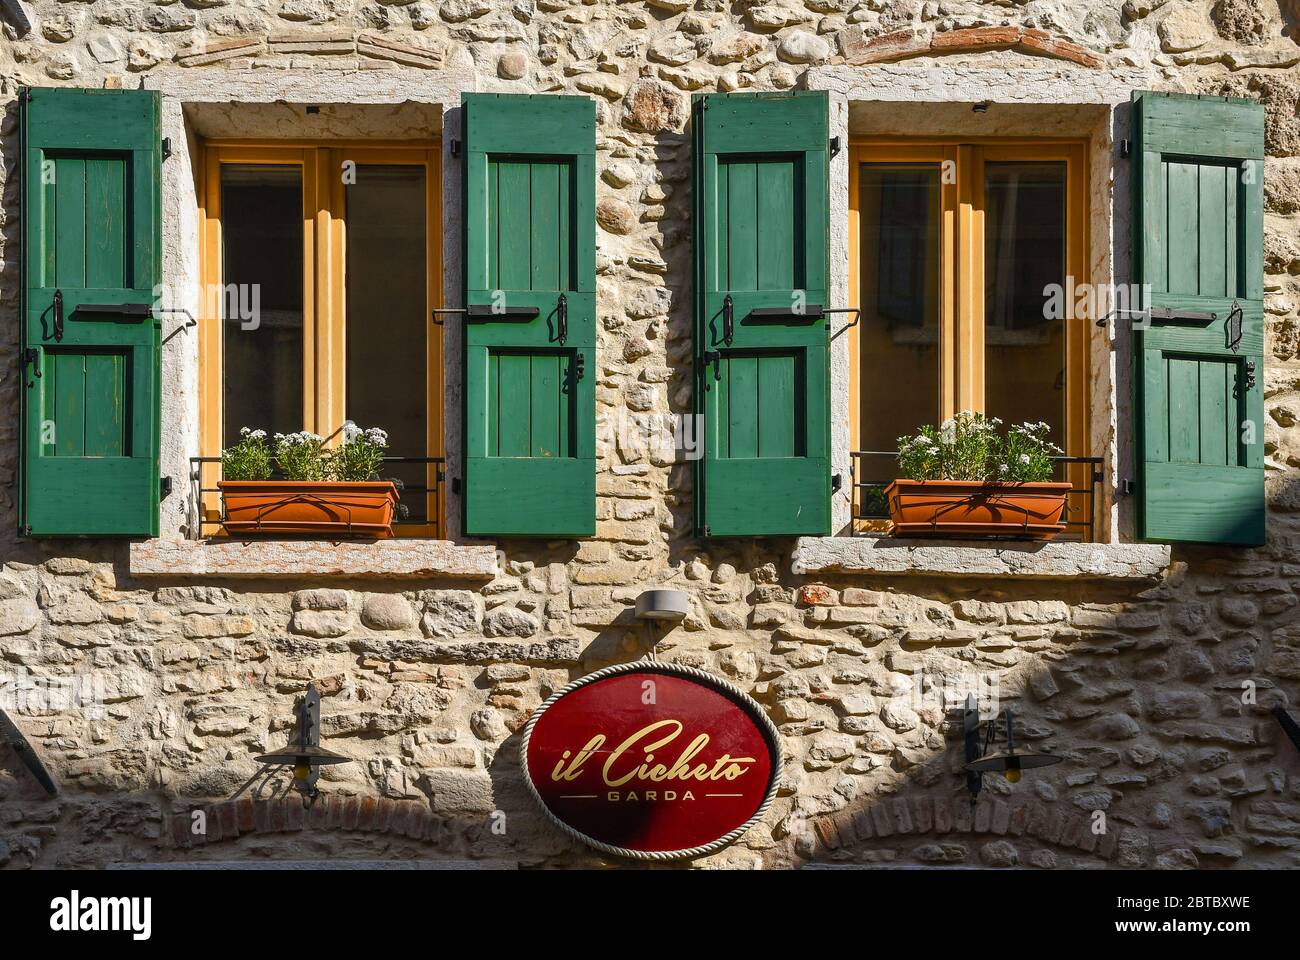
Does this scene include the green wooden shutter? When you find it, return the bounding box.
[1132,91,1265,546]
[20,87,162,537]
[462,94,595,537]
[692,92,831,537]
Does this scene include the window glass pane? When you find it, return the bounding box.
[984,161,1066,442]
[221,164,303,447]
[858,163,941,451]
[346,164,428,521]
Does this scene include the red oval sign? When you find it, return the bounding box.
[521,662,781,859]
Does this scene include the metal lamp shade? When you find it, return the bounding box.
[965,750,1062,774]
[254,743,351,768]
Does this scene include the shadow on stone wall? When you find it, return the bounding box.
[788,541,1300,871]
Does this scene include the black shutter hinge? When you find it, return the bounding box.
[160,476,173,500]
[22,347,41,387]
[450,139,460,158]
[831,473,842,492]
[161,137,172,161]
[830,136,841,158]
[702,350,721,387]
[1119,139,1130,159]
[1117,478,1135,497]
[573,351,585,380]
[452,477,462,495]
[702,525,711,537]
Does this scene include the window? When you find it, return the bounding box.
[848,141,1090,532]
[197,143,442,535]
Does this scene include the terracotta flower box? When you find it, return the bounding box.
[218,480,400,538]
[885,479,1072,540]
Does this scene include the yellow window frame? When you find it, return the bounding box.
[848,139,1091,531]
[197,140,444,536]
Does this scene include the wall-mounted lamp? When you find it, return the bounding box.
[635,589,689,659]
[253,685,350,802]
[635,589,690,622]
[963,697,1060,798]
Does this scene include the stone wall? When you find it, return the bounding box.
[0,0,1299,870]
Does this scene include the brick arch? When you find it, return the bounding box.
[170,795,451,849]
[812,794,1120,862]
[842,26,1103,69]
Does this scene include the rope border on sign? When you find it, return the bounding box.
[519,659,784,861]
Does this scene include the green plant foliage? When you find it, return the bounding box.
[994,421,1064,483]
[273,431,329,481]
[220,427,272,481]
[328,423,389,482]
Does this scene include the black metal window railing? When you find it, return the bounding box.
[849,452,1104,541]
[188,456,445,539]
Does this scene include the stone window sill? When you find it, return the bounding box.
[129,539,498,580]
[791,536,1171,581]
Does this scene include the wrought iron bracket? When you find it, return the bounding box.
[1274,707,1300,756]
[963,696,985,799]
[0,702,58,796]
[0,1,33,37]
[433,305,541,325]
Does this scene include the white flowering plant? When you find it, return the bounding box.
[897,411,999,481]
[994,421,1064,483]
[896,412,1062,483]
[224,424,391,482]
[273,431,329,481]
[220,427,272,481]
[328,422,390,482]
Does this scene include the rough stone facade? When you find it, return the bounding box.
[0,0,1299,870]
